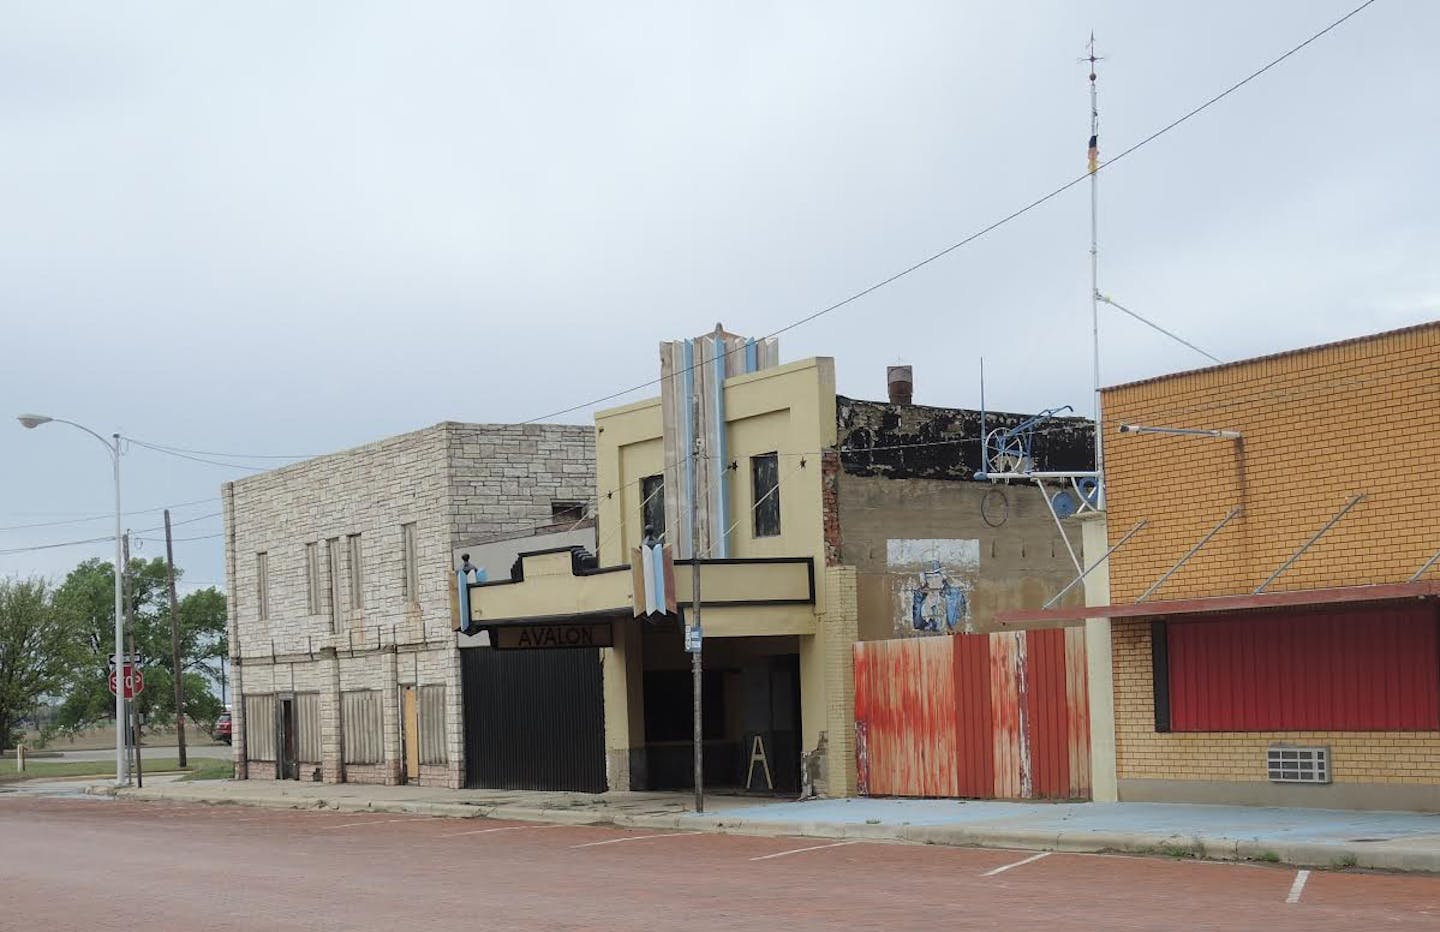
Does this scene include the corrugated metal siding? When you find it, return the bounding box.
[244,695,275,762]
[952,634,994,798]
[419,685,448,766]
[854,630,1090,800]
[295,693,321,763]
[342,690,384,764]
[461,647,606,792]
[1168,604,1440,732]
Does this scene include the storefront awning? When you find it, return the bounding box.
[996,580,1440,627]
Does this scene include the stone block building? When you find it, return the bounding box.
[223,421,593,787]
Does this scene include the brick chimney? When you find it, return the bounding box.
[886,365,913,405]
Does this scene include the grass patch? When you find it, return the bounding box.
[0,756,232,784]
[1254,851,1281,863]
[1333,854,1359,869]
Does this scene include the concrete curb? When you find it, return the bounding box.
[92,786,1440,874]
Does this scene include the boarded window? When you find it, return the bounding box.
[1163,604,1440,732]
[244,694,276,762]
[295,693,322,763]
[305,543,321,614]
[640,474,665,543]
[342,690,383,764]
[551,501,587,524]
[401,522,419,606]
[347,534,364,611]
[751,453,781,537]
[327,538,341,630]
[255,552,269,620]
[419,685,448,765]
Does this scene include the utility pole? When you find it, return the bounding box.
[122,532,142,787]
[688,391,705,814]
[164,510,187,768]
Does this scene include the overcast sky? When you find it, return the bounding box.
[2,0,1435,590]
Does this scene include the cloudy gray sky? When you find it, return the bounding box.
[2,0,1435,589]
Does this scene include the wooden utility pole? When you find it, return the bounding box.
[689,392,704,814]
[164,510,187,768]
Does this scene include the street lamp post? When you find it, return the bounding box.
[17,414,128,786]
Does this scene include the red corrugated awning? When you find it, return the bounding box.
[995,580,1440,626]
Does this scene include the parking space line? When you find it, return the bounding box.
[572,832,703,849]
[440,824,570,838]
[749,841,859,861]
[323,817,433,830]
[981,851,1052,877]
[1286,869,1310,904]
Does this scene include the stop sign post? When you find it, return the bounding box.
[108,663,144,700]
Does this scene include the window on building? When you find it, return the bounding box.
[305,542,321,614]
[640,474,665,542]
[347,534,364,611]
[751,453,781,537]
[401,522,419,606]
[551,501,587,524]
[327,537,342,630]
[1157,605,1440,733]
[255,552,269,620]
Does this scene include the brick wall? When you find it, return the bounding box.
[1103,322,1440,601]
[1101,322,1440,801]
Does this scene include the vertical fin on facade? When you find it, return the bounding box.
[660,326,779,558]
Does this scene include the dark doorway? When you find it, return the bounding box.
[461,646,606,792]
[277,697,298,781]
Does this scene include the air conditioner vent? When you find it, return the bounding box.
[1267,745,1330,784]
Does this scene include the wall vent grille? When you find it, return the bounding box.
[1267,745,1330,784]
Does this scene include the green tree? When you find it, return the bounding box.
[52,558,228,733]
[0,578,77,752]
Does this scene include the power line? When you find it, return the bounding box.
[124,438,317,460]
[0,535,114,556]
[517,0,1379,426]
[125,439,269,472]
[0,497,219,533]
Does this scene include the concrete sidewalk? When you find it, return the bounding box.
[92,779,1440,873]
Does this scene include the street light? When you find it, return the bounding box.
[17,414,128,786]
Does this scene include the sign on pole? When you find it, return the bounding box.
[107,663,144,700]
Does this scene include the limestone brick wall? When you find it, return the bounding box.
[225,421,594,789]
[819,565,859,796]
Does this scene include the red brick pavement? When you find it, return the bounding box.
[2,796,1437,930]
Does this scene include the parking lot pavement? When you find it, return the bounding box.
[2,795,1437,930]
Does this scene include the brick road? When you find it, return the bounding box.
[2,796,1437,930]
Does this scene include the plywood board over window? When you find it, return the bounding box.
[244,695,276,762]
[342,690,382,764]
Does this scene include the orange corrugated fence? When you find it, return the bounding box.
[854,628,1089,800]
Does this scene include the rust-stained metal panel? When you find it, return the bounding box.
[953,634,994,798]
[989,631,1023,799]
[854,629,1090,800]
[1064,625,1091,799]
[1025,629,1071,799]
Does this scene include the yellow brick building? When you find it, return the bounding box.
[1010,321,1440,809]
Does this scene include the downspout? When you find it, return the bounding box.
[711,331,730,558]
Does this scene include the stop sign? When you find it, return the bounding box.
[107,664,144,699]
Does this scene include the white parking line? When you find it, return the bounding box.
[1286,869,1310,904]
[323,817,433,830]
[571,832,703,849]
[439,824,570,838]
[749,841,859,861]
[981,851,1052,877]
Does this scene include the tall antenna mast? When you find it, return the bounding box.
[1085,33,1106,508]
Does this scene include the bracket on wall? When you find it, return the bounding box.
[1042,519,1148,609]
[1409,544,1440,583]
[1255,494,1366,593]
[1137,506,1243,603]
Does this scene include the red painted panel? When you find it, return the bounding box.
[1025,628,1072,799]
[953,634,994,798]
[1168,604,1440,732]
